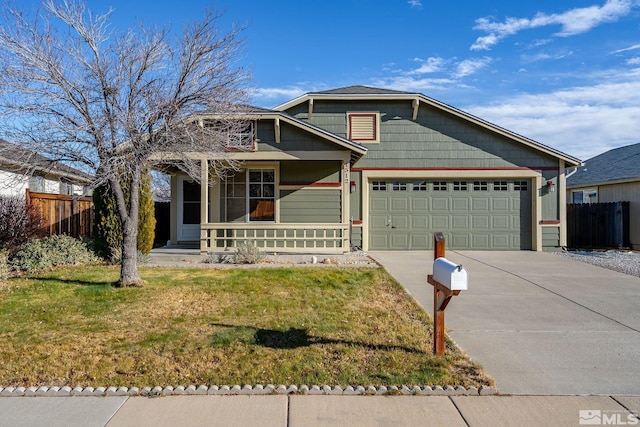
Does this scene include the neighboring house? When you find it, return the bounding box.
[0,139,93,197]
[567,142,640,250]
[163,85,581,253]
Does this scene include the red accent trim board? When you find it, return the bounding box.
[351,166,559,172]
[279,182,342,187]
[540,220,561,225]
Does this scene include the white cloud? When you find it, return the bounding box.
[454,58,492,78]
[612,44,640,54]
[410,57,446,74]
[465,75,640,159]
[252,86,307,101]
[627,57,640,65]
[471,0,635,51]
[371,76,458,93]
[408,0,422,8]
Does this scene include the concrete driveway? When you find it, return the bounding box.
[369,250,640,395]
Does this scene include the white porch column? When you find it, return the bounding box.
[558,160,568,247]
[532,175,543,251]
[200,158,209,254]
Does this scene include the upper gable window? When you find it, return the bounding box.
[227,121,256,150]
[347,112,379,143]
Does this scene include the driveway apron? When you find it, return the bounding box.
[369,250,640,395]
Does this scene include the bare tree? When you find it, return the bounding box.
[0,0,250,286]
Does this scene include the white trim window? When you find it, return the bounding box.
[347,112,380,143]
[227,121,256,150]
[222,168,276,222]
[248,169,275,222]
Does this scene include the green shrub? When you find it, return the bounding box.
[137,170,156,255]
[92,182,121,260]
[93,168,157,261]
[10,235,99,273]
[233,241,266,264]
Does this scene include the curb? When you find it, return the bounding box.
[0,385,498,397]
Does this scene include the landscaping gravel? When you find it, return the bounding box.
[555,250,640,278]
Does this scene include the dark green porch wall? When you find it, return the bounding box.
[349,170,362,221]
[542,227,561,251]
[288,100,558,169]
[280,160,341,184]
[542,171,559,220]
[279,189,341,223]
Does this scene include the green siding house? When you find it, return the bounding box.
[166,86,581,253]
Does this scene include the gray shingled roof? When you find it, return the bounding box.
[0,139,93,183]
[311,85,416,95]
[567,142,640,187]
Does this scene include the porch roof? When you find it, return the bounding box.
[195,108,368,165]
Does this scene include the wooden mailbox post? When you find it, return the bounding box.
[427,232,466,356]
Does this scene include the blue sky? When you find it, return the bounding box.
[9,0,640,160]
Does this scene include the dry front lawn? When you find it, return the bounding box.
[0,266,492,388]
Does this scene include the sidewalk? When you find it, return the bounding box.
[0,394,638,427]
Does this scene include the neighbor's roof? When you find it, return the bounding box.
[275,85,582,167]
[567,142,640,188]
[0,139,93,184]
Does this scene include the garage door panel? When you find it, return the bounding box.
[492,198,510,211]
[472,216,490,229]
[451,234,470,248]
[492,234,511,248]
[430,197,449,211]
[370,215,389,228]
[492,215,510,229]
[452,198,469,210]
[370,234,388,249]
[472,197,490,211]
[411,233,429,248]
[371,198,388,211]
[412,216,428,229]
[452,215,470,229]
[431,215,449,229]
[472,234,489,248]
[390,234,409,249]
[391,216,409,229]
[411,198,428,211]
[390,198,409,211]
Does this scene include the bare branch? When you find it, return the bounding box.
[0,0,251,285]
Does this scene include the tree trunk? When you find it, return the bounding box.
[112,170,144,287]
[118,217,142,286]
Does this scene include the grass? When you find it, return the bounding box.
[0,266,492,388]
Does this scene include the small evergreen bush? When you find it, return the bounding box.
[10,235,99,273]
[233,241,266,264]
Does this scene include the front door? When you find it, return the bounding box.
[178,178,200,241]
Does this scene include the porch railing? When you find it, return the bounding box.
[200,223,350,253]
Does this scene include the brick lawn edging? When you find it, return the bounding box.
[0,384,497,397]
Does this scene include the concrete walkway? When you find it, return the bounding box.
[369,250,640,395]
[0,394,638,426]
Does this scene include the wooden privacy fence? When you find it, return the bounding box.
[567,202,630,249]
[26,189,94,238]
